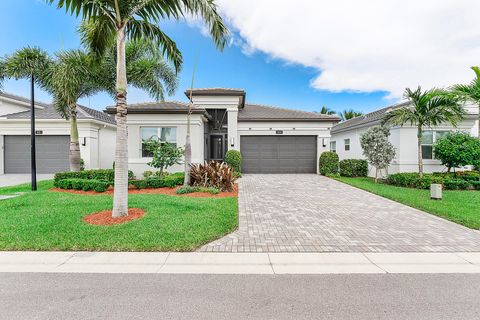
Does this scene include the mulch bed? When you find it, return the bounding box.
[83,208,145,226]
[50,184,238,198]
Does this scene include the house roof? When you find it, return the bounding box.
[238,103,341,122]
[331,101,410,133]
[5,103,116,125]
[184,87,246,97]
[0,92,50,108]
[104,101,209,116]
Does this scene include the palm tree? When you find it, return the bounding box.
[451,66,480,137]
[49,0,228,217]
[0,59,6,91]
[383,87,465,177]
[42,50,101,172]
[319,106,336,115]
[184,64,197,187]
[2,47,52,191]
[340,109,363,121]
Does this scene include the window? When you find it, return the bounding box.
[344,139,350,151]
[141,127,176,157]
[330,141,337,153]
[421,130,449,160]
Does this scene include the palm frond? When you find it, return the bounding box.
[78,18,116,57]
[2,47,52,83]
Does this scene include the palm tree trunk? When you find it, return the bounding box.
[112,26,129,218]
[69,108,81,172]
[183,105,192,187]
[417,126,424,178]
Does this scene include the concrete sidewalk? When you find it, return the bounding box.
[2,252,480,274]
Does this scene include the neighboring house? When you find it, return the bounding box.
[330,102,479,177]
[105,88,340,176]
[0,92,116,174]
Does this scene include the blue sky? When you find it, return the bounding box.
[1,0,460,114]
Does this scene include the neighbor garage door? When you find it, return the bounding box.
[241,136,317,173]
[4,135,70,173]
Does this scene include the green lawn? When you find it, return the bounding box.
[335,176,480,230]
[0,180,238,251]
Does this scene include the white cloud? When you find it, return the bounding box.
[216,0,480,99]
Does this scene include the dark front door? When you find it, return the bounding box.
[210,134,226,161]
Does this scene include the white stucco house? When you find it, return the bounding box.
[0,92,116,174]
[330,102,479,177]
[105,88,340,177]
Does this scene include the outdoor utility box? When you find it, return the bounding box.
[430,184,442,200]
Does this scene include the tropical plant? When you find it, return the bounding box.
[451,66,480,137]
[1,47,52,191]
[360,126,396,181]
[433,132,480,172]
[144,140,184,178]
[184,63,197,187]
[340,109,363,121]
[383,87,465,177]
[190,161,237,192]
[0,59,6,91]
[49,0,228,217]
[319,106,336,115]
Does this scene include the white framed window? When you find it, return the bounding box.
[344,138,350,151]
[421,130,449,160]
[330,141,337,153]
[140,127,177,157]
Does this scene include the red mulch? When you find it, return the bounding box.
[50,184,238,198]
[83,208,145,226]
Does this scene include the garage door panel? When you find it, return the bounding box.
[241,135,317,173]
[4,135,70,173]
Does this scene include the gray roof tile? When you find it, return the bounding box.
[238,103,340,122]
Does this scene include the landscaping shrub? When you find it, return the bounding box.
[129,172,184,189]
[319,151,339,175]
[190,161,237,192]
[54,169,133,186]
[176,186,220,195]
[444,179,471,190]
[224,150,242,173]
[143,170,153,179]
[56,179,110,193]
[471,181,480,191]
[339,159,368,177]
[433,132,480,171]
[386,173,444,189]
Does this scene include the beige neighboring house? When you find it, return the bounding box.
[105,88,340,177]
[330,102,480,177]
[0,92,116,174]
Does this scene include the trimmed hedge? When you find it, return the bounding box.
[54,169,134,186]
[129,172,185,189]
[176,186,220,195]
[339,159,368,177]
[56,179,110,193]
[319,151,339,175]
[225,150,242,173]
[386,172,480,190]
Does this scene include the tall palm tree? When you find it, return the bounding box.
[2,47,52,191]
[49,0,228,217]
[184,63,197,187]
[43,50,101,172]
[383,87,465,177]
[451,66,480,137]
[340,109,363,121]
[319,106,336,115]
[0,59,5,91]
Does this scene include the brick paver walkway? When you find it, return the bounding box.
[199,174,480,252]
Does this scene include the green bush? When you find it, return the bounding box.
[444,179,471,190]
[339,159,368,177]
[143,170,153,179]
[129,180,148,189]
[225,150,242,173]
[56,179,110,193]
[386,173,444,189]
[319,151,339,175]
[176,186,220,195]
[129,172,185,189]
[471,181,480,190]
[54,169,134,186]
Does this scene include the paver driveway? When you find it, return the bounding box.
[199,174,480,252]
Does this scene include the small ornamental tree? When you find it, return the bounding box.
[433,132,480,172]
[360,126,396,182]
[144,140,184,177]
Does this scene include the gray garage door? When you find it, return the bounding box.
[4,135,70,173]
[241,136,317,173]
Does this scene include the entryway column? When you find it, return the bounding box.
[227,109,239,150]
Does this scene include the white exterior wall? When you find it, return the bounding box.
[237,121,334,174]
[0,96,43,117]
[0,119,116,174]
[126,113,206,178]
[331,116,478,178]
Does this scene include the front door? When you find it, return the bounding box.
[210,134,226,161]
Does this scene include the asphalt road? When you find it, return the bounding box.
[1,273,479,320]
